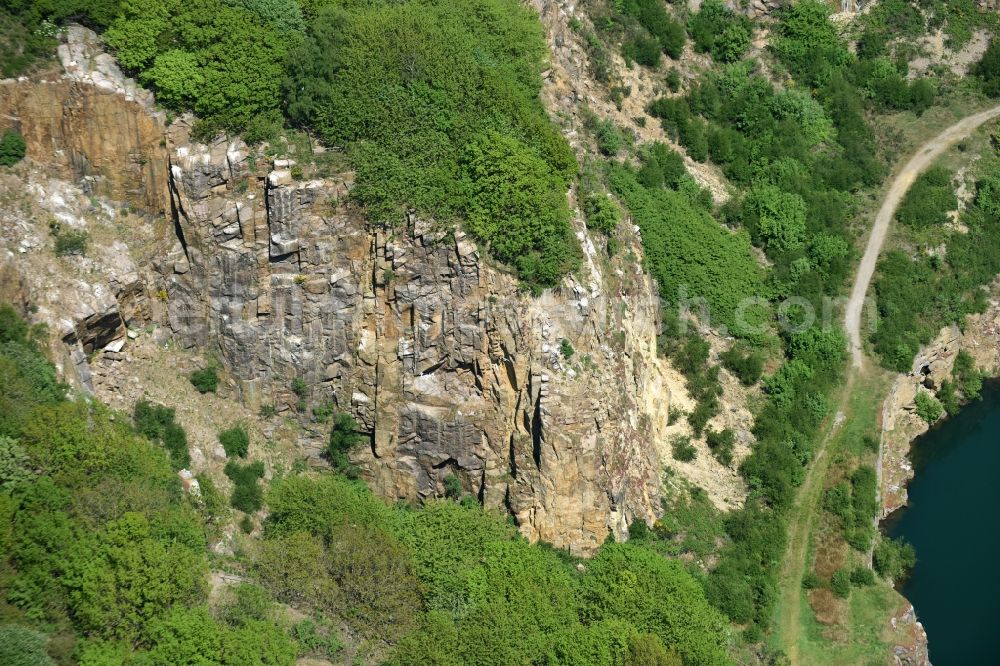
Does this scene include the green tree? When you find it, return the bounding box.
[830,568,850,598]
[874,536,916,580]
[253,531,336,607]
[744,184,807,253]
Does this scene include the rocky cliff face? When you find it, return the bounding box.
[0,26,698,553]
[159,119,675,552]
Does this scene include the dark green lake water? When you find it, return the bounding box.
[884,380,1000,665]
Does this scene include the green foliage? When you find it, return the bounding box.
[0,625,55,666]
[105,0,288,140]
[581,189,622,235]
[719,345,764,386]
[670,434,696,462]
[53,229,88,257]
[871,236,995,372]
[0,129,27,167]
[688,0,751,64]
[130,603,295,666]
[232,0,305,35]
[706,428,735,467]
[253,530,337,607]
[953,350,983,401]
[850,566,875,587]
[0,436,34,487]
[914,391,944,424]
[771,0,851,86]
[133,400,190,469]
[829,568,850,598]
[874,536,916,581]
[0,11,57,78]
[132,400,191,469]
[218,426,249,458]
[579,543,730,665]
[266,474,394,538]
[610,166,764,333]
[0,304,294,662]
[189,367,219,393]
[63,512,207,640]
[291,618,342,660]
[895,166,956,229]
[742,184,807,254]
[637,142,686,190]
[975,36,1000,97]
[443,474,462,500]
[282,0,577,290]
[463,132,579,288]
[224,460,265,513]
[560,338,575,359]
[290,377,308,399]
[624,34,662,68]
[801,571,821,590]
[327,412,362,475]
[326,523,421,639]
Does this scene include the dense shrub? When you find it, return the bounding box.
[609,166,764,333]
[283,0,577,290]
[133,399,190,469]
[850,566,875,587]
[579,543,730,665]
[830,568,850,598]
[688,0,751,63]
[218,426,249,458]
[874,536,917,580]
[975,36,1000,97]
[670,434,697,462]
[224,460,265,513]
[706,428,735,467]
[327,412,362,475]
[190,367,219,393]
[720,345,764,385]
[0,129,27,167]
[463,132,579,287]
[895,167,956,229]
[105,0,289,140]
[53,229,88,257]
[915,392,944,424]
[771,0,852,86]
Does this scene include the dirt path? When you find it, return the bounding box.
[845,104,1000,368]
[775,372,854,666]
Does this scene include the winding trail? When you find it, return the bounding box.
[779,104,1000,664]
[845,104,1000,368]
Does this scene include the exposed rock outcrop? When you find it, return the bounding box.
[0,26,169,214]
